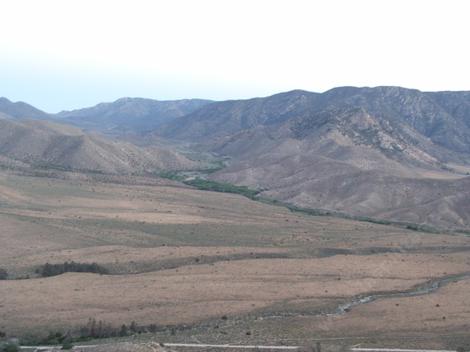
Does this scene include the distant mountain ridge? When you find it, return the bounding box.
[0,97,50,120]
[0,96,214,136]
[56,97,213,134]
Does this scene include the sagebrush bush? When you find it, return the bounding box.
[1,342,19,352]
[36,261,108,277]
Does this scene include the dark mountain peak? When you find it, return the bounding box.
[112,97,167,106]
[0,97,49,120]
[265,89,319,106]
[323,85,364,96]
[323,85,422,99]
[270,89,317,98]
[112,96,213,105]
[114,97,145,103]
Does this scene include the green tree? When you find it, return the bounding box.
[1,342,19,352]
[119,324,129,337]
[129,321,138,333]
[61,340,74,350]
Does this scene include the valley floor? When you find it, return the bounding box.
[1,170,470,350]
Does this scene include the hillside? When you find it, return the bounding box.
[57,97,213,135]
[159,87,470,229]
[160,87,470,157]
[0,117,198,174]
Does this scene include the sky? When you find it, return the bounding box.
[1,0,470,112]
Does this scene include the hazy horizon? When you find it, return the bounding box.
[5,84,470,115]
[2,0,470,112]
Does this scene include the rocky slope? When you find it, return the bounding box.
[159,87,470,229]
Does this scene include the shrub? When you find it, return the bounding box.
[158,171,184,181]
[1,342,19,352]
[78,318,118,339]
[184,178,260,199]
[0,269,8,280]
[42,331,66,345]
[129,321,138,333]
[119,324,129,337]
[61,341,74,350]
[36,261,108,277]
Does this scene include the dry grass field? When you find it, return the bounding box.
[1,170,470,349]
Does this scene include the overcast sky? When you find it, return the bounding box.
[1,0,470,112]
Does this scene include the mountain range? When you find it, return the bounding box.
[57,97,212,134]
[1,86,470,229]
[157,87,470,229]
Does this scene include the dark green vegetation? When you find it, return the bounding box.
[185,178,260,199]
[79,318,148,339]
[157,170,185,181]
[17,319,159,346]
[35,262,109,277]
[161,169,442,234]
[158,169,261,199]
[160,168,444,234]
[0,268,7,280]
[61,341,74,350]
[284,203,441,233]
[0,342,19,352]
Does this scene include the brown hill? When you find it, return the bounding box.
[0,117,198,174]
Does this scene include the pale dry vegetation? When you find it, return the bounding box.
[0,170,470,348]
